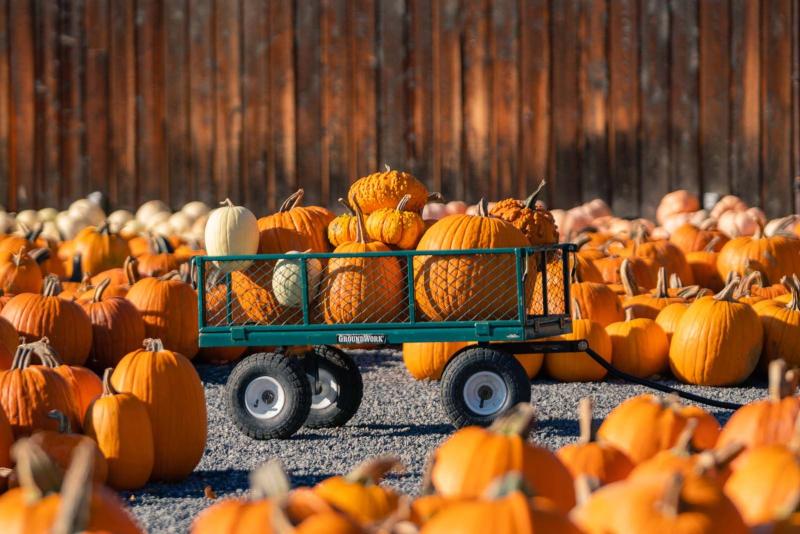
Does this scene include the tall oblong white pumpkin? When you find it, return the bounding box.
[205,198,259,272]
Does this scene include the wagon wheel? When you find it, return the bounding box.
[226,352,311,440]
[303,345,363,428]
[440,346,531,428]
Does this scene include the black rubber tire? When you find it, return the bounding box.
[440,346,531,428]
[225,352,311,440]
[303,345,363,428]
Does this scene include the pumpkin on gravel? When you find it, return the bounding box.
[605,308,669,379]
[556,398,634,485]
[111,338,206,482]
[84,369,154,490]
[402,341,470,380]
[755,282,800,369]
[427,403,576,513]
[72,222,129,278]
[488,179,559,245]
[413,199,532,322]
[321,203,404,324]
[347,166,431,214]
[0,275,93,366]
[365,194,425,249]
[545,300,612,381]
[126,271,198,359]
[669,279,763,386]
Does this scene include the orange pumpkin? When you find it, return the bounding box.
[686,237,725,292]
[669,280,763,385]
[570,277,624,327]
[414,199,532,321]
[365,194,425,249]
[489,180,559,245]
[605,308,669,378]
[654,302,689,343]
[669,220,728,253]
[136,236,180,278]
[717,225,800,284]
[327,198,361,248]
[556,398,634,485]
[428,403,576,513]
[0,275,93,365]
[0,315,17,370]
[0,343,80,437]
[402,341,470,380]
[258,189,334,254]
[756,283,800,369]
[321,203,404,324]
[625,230,694,284]
[111,338,206,481]
[125,272,198,359]
[622,264,685,319]
[545,300,612,381]
[594,253,658,290]
[73,223,129,278]
[89,255,140,299]
[81,278,146,373]
[0,404,11,471]
[29,409,108,483]
[0,248,43,295]
[84,369,154,490]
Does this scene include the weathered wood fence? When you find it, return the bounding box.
[0,0,798,218]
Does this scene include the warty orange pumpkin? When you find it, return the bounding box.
[125,271,198,359]
[669,280,763,385]
[365,194,425,249]
[427,403,576,513]
[0,275,93,365]
[83,368,154,490]
[489,179,559,246]
[556,398,634,485]
[321,203,404,324]
[413,199,532,322]
[347,166,431,214]
[327,198,361,248]
[111,338,206,481]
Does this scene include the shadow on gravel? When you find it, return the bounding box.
[536,418,604,438]
[131,469,251,500]
[196,364,234,385]
[349,422,453,437]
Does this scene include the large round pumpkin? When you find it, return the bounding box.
[686,238,725,292]
[73,222,129,278]
[258,189,333,254]
[570,278,624,327]
[125,272,198,359]
[428,403,576,513]
[111,338,206,481]
[756,283,800,368]
[321,203,404,324]
[413,200,532,321]
[605,308,669,379]
[0,276,93,365]
[717,225,800,283]
[84,369,154,490]
[0,343,80,437]
[402,341,470,380]
[669,280,763,385]
[347,167,430,214]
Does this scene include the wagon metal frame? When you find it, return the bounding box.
[193,242,740,440]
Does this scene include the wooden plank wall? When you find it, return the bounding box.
[0,0,798,219]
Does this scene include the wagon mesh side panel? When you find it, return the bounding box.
[527,249,568,317]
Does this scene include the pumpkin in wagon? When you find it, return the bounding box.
[365,194,426,249]
[327,198,361,248]
[321,203,404,324]
[347,166,431,214]
[258,189,334,254]
[204,198,260,272]
[414,199,532,322]
[489,179,559,246]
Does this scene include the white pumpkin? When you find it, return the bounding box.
[168,211,193,234]
[144,211,171,231]
[150,220,174,237]
[136,199,170,223]
[422,202,447,220]
[56,211,84,240]
[192,213,209,236]
[717,207,766,237]
[272,251,322,308]
[15,209,39,228]
[69,199,105,226]
[37,207,58,223]
[205,198,259,272]
[120,219,146,238]
[181,201,210,221]
[107,209,134,231]
[40,220,61,242]
[0,212,16,234]
[765,215,800,237]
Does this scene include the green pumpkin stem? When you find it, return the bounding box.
[523,179,547,209]
[769,359,789,401]
[396,194,412,212]
[47,410,72,435]
[143,338,166,352]
[51,440,97,534]
[101,368,117,396]
[11,438,63,502]
[714,280,741,302]
[489,403,536,437]
[346,455,403,485]
[659,473,685,518]
[578,397,594,444]
[482,472,534,500]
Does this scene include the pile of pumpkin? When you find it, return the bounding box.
[13,360,796,533]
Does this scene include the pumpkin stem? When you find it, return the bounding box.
[250,459,291,500]
[396,194,412,212]
[158,270,182,281]
[695,442,744,476]
[220,198,234,208]
[101,368,117,396]
[476,198,490,218]
[577,397,594,444]
[703,236,721,252]
[51,439,97,534]
[574,475,601,506]
[769,359,789,401]
[384,163,391,172]
[47,410,72,434]
[787,282,800,312]
[352,201,368,244]
[623,306,635,322]
[573,234,592,250]
[28,247,51,265]
[92,277,111,302]
[754,220,764,239]
[668,273,682,290]
[659,473,685,518]
[11,438,63,502]
[676,285,702,300]
[124,256,140,285]
[279,189,305,213]
[346,455,403,485]
[98,221,111,235]
[713,280,740,302]
[488,402,536,437]
[337,198,354,215]
[654,267,670,298]
[143,338,166,352]
[620,259,639,297]
[523,179,547,209]
[43,274,62,296]
[482,472,534,500]
[670,418,698,456]
[572,298,584,321]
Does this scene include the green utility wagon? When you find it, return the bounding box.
[194,243,583,439]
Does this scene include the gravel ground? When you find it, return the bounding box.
[128,349,768,532]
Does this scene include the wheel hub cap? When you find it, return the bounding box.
[463,371,508,416]
[308,368,339,410]
[244,376,286,419]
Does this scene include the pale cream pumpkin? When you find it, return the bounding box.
[204,198,259,272]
